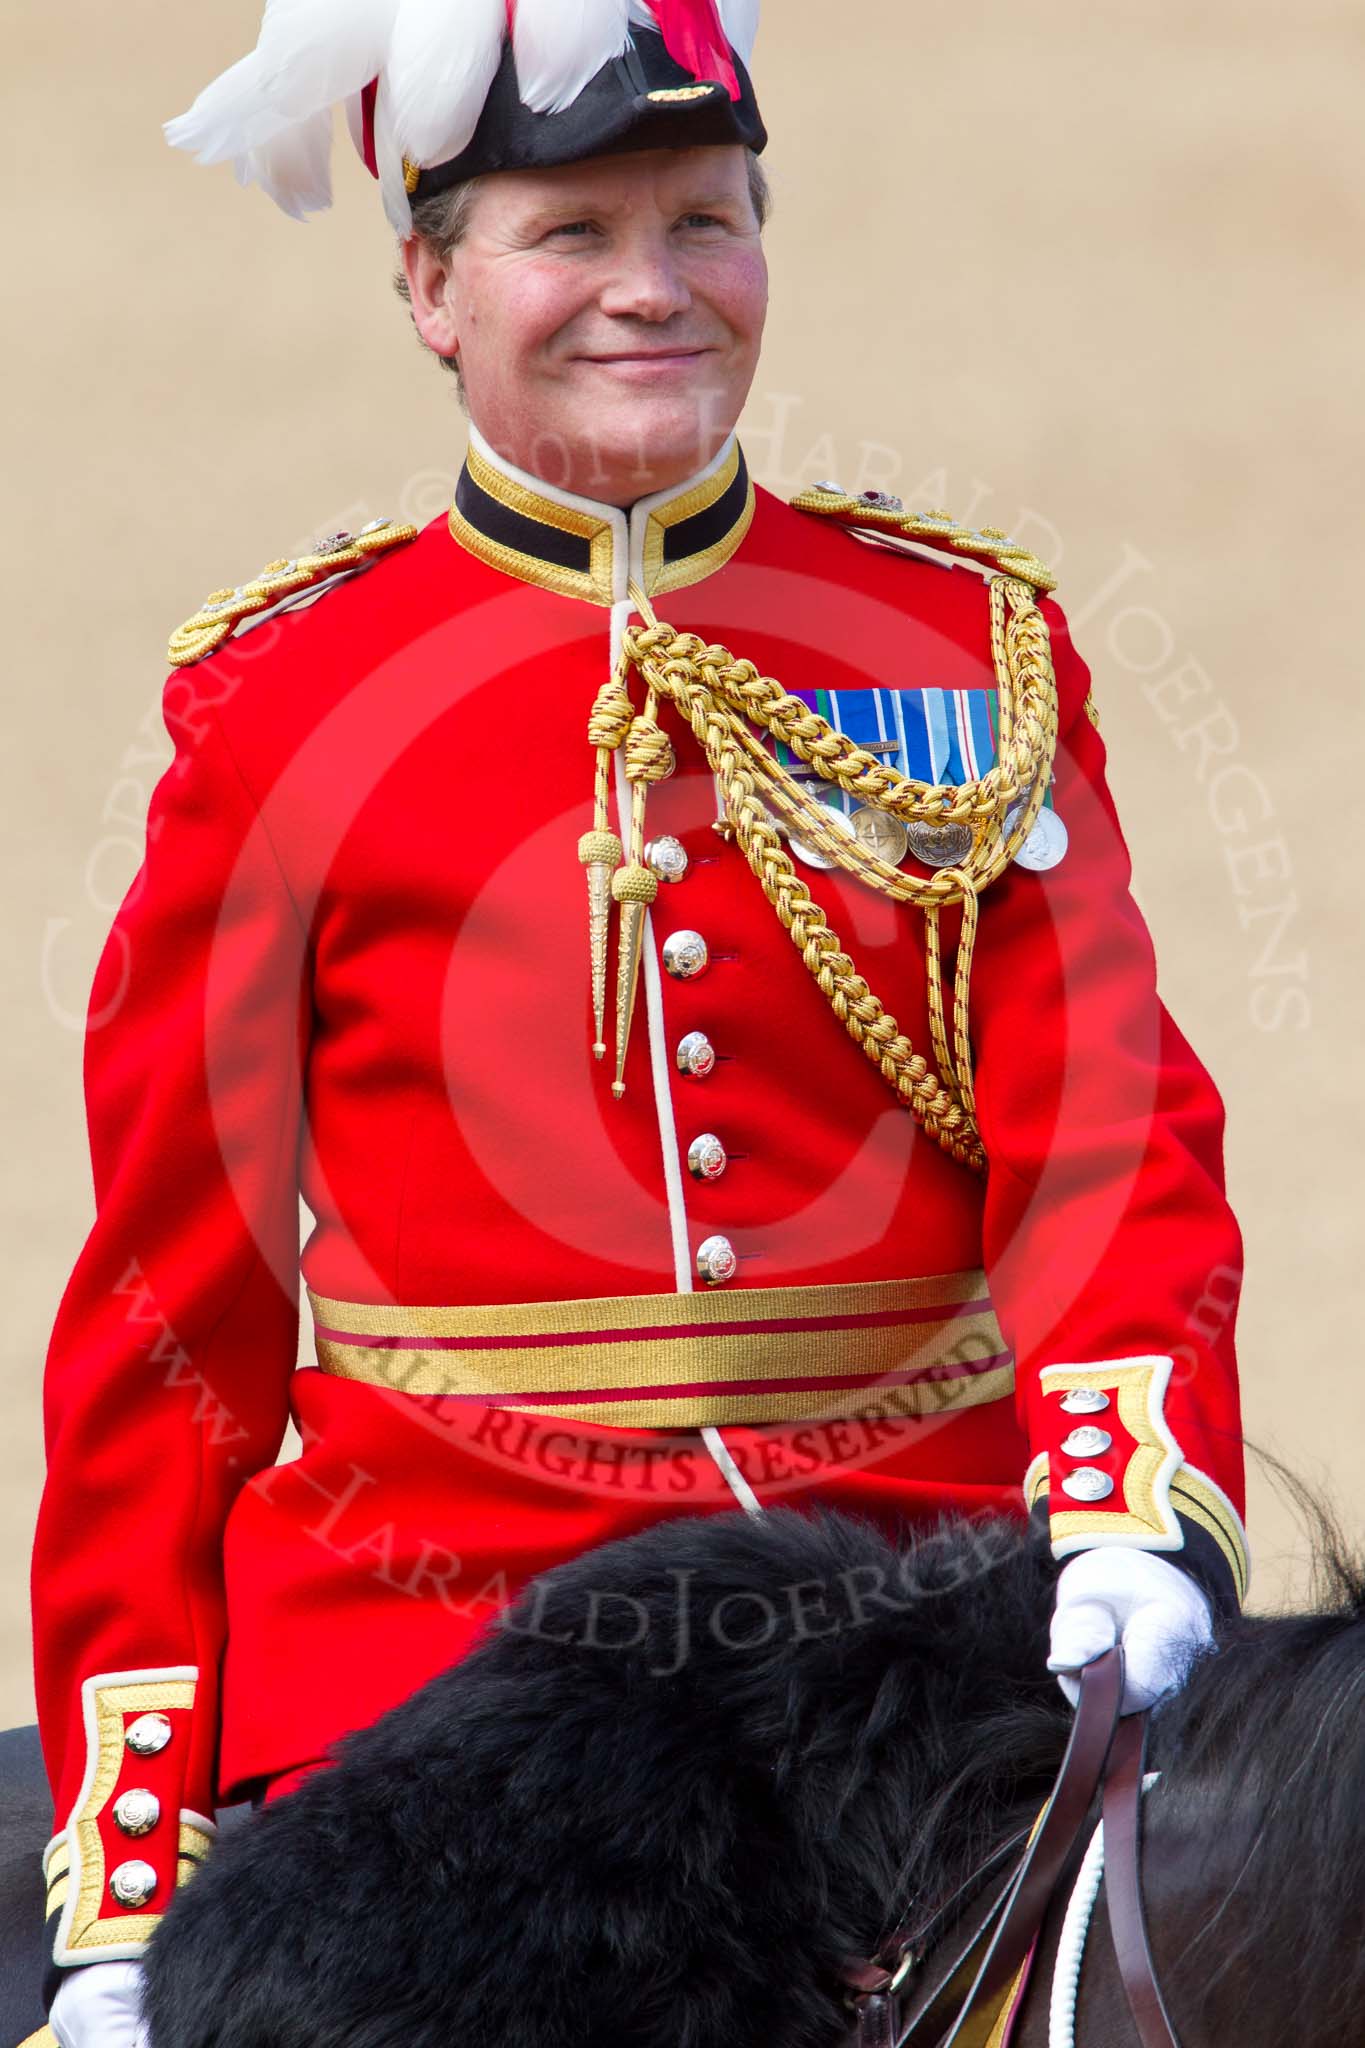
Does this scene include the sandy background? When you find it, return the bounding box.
[4,1,1362,1730]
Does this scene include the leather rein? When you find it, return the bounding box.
[838,1648,1181,2048]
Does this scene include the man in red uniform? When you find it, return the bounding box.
[31,4,1247,2043]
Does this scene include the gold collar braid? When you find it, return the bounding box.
[579,574,1060,1176]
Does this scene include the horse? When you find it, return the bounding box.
[5,1492,1362,2048]
[117,1493,1364,2048]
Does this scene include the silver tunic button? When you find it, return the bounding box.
[645,836,689,884]
[675,1031,717,1079]
[124,1712,173,1757]
[1059,1388,1110,1415]
[696,1235,739,1285]
[662,930,709,980]
[686,1133,728,1182]
[1060,1467,1115,1503]
[108,1859,159,1909]
[113,1788,161,1837]
[1060,1426,1113,1460]
[812,479,844,495]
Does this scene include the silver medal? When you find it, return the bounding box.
[906,818,974,868]
[850,805,910,866]
[785,805,857,870]
[1003,801,1068,872]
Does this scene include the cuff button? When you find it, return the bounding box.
[108,1859,158,1909]
[1060,1425,1113,1459]
[1059,1388,1110,1415]
[124,1711,173,1756]
[113,1788,162,1836]
[1060,1466,1115,1503]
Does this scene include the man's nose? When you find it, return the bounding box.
[597,236,693,322]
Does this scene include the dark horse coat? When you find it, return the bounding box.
[141,1507,1073,2048]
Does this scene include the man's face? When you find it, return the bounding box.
[404,144,768,504]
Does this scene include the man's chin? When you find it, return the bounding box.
[558,387,737,490]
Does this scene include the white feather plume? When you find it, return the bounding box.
[163,0,399,218]
[233,108,337,219]
[370,74,415,237]
[513,0,632,115]
[716,0,760,65]
[385,0,507,168]
[164,0,764,225]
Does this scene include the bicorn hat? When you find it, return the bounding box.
[164,0,765,236]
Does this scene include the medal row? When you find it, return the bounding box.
[751,682,1068,875]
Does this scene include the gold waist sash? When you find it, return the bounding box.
[307,1271,1015,1430]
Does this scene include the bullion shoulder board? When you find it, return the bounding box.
[789,483,1056,594]
[166,516,420,668]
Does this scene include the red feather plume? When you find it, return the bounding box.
[650,0,740,99]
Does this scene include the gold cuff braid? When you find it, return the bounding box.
[590,574,1059,1176]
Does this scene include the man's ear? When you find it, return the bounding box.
[401,236,461,360]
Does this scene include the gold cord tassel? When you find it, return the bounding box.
[580,677,634,1058]
[610,862,658,1096]
[610,692,676,1096]
[579,826,620,1059]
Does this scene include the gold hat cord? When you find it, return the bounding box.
[582,572,1059,1176]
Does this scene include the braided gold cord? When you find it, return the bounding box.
[604,573,1061,1172]
[788,486,1057,593]
[605,684,677,1094]
[922,877,982,1130]
[166,519,419,667]
[624,585,1054,862]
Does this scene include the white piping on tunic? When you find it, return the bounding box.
[610,730,692,1293]
[607,589,761,1516]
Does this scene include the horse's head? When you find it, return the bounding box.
[1126,1540,1365,2045]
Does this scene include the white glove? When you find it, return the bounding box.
[49,1959,150,2048]
[1047,1545,1214,1714]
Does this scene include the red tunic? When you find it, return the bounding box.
[30,433,1247,1982]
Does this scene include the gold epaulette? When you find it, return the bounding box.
[167,517,420,668]
[788,484,1056,594]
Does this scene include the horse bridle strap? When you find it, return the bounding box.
[844,1648,1125,2046]
[1102,1713,1180,2048]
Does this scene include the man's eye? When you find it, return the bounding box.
[546,220,596,239]
[679,212,725,229]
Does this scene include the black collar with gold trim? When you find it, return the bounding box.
[447,429,754,606]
